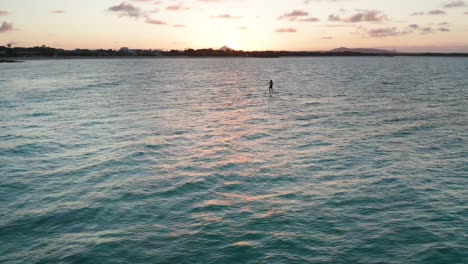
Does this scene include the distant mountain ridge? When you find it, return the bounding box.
[330,47,396,54]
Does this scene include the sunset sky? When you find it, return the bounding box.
[0,0,467,52]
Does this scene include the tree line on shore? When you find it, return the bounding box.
[1,45,467,58]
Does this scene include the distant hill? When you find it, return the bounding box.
[330,47,396,54]
[219,46,234,51]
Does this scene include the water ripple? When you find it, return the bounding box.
[1,57,467,263]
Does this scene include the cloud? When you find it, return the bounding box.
[145,18,187,28]
[275,28,296,33]
[108,2,185,29]
[411,10,446,16]
[298,17,320,22]
[0,10,9,16]
[211,14,242,19]
[278,10,319,22]
[406,24,451,34]
[362,22,452,38]
[408,24,451,34]
[324,24,354,28]
[328,14,341,21]
[108,2,144,18]
[367,27,406,37]
[145,18,166,25]
[0,21,13,33]
[428,10,446,15]
[344,10,388,23]
[420,27,434,34]
[50,10,65,14]
[278,10,309,21]
[443,1,466,8]
[166,5,190,11]
[321,36,334,39]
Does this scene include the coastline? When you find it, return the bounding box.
[0,59,23,63]
[2,53,468,62]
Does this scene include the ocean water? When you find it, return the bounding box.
[0,57,467,263]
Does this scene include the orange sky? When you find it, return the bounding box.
[1,0,467,52]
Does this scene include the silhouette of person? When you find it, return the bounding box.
[269,80,274,94]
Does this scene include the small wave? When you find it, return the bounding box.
[219,191,297,203]
[387,123,437,137]
[255,209,286,219]
[382,81,400,85]
[24,112,54,118]
[231,241,256,247]
[159,178,210,197]
[1,142,67,157]
[242,133,270,141]
[0,100,16,109]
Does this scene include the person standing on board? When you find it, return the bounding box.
[269,80,274,94]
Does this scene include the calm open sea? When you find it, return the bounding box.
[0,57,467,263]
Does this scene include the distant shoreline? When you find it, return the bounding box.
[2,53,468,61]
[0,59,24,63]
[3,45,468,60]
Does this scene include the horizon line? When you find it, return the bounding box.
[4,45,468,54]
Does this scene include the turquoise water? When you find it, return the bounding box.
[0,57,467,263]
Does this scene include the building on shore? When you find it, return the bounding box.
[119,47,137,56]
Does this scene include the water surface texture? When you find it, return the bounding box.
[1,57,467,263]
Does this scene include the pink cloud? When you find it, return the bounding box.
[278,10,319,22]
[108,2,144,18]
[345,10,388,23]
[275,28,296,33]
[166,5,190,11]
[367,27,405,37]
[145,18,166,25]
[298,17,320,22]
[50,10,65,14]
[443,1,466,8]
[278,10,309,21]
[0,21,13,33]
[211,14,242,19]
[328,14,341,21]
[428,10,446,15]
